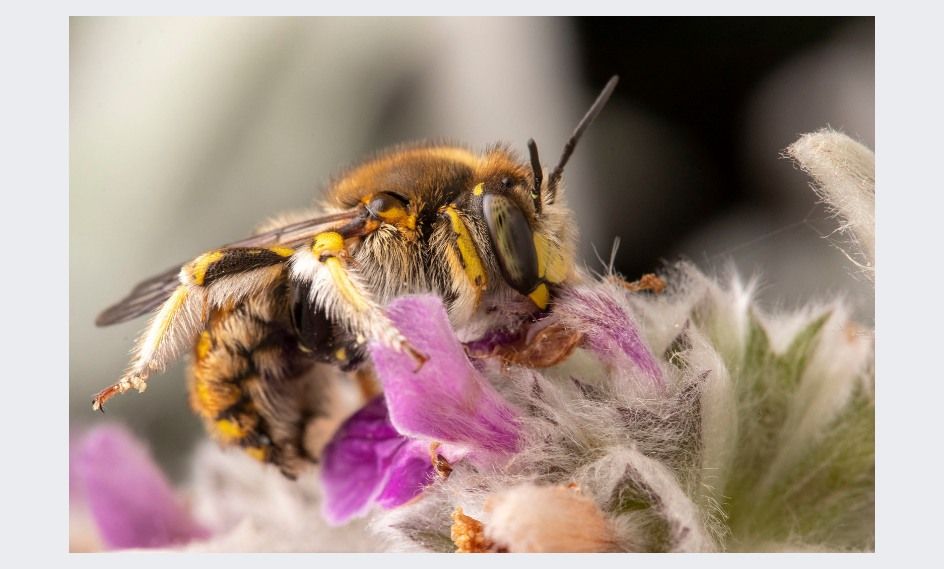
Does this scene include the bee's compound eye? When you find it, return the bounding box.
[482,193,541,295]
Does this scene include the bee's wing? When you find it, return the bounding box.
[221,210,359,249]
[95,265,183,326]
[95,210,360,327]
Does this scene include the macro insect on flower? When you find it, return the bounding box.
[93,77,621,479]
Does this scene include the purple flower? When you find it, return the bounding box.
[71,425,210,549]
[374,295,521,456]
[321,396,434,525]
[557,286,664,387]
[321,295,522,524]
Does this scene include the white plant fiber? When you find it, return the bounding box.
[787,128,875,274]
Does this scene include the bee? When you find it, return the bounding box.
[94,76,620,477]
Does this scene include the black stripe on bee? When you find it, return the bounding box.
[190,247,293,287]
[290,280,365,369]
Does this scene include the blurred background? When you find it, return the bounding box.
[70,17,874,479]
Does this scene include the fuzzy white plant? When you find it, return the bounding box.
[375,129,875,552]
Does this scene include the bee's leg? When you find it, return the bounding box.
[290,227,427,366]
[436,204,490,321]
[290,278,366,369]
[93,247,296,410]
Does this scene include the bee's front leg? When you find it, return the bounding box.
[290,221,427,369]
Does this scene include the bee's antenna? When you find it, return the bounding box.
[547,75,619,204]
[527,138,543,214]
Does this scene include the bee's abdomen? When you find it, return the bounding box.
[188,285,318,477]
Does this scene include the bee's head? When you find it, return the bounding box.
[455,76,620,312]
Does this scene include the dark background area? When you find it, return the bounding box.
[576,16,870,277]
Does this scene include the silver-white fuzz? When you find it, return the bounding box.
[787,128,875,275]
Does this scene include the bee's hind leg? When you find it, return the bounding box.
[93,284,197,411]
[93,247,296,411]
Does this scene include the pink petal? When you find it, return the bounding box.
[72,425,209,549]
[371,295,521,456]
[557,287,664,386]
[321,396,433,524]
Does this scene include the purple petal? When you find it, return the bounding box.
[321,396,434,524]
[371,295,521,456]
[375,439,435,509]
[558,287,664,386]
[72,425,210,549]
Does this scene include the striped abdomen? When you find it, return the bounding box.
[188,279,318,477]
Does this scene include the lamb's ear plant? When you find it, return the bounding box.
[371,130,874,553]
[787,129,875,279]
[71,130,875,553]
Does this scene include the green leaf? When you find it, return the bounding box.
[610,476,674,552]
[723,311,834,540]
[778,312,831,389]
[729,387,874,550]
[395,524,456,552]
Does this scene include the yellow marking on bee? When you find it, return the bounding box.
[335,347,348,361]
[533,232,568,284]
[545,253,569,284]
[312,232,345,258]
[189,250,225,286]
[529,282,550,310]
[534,233,548,279]
[269,246,295,257]
[472,182,484,196]
[195,331,212,360]
[377,209,401,223]
[363,197,417,233]
[376,204,407,224]
[403,213,417,232]
[443,206,487,290]
[325,257,370,312]
[245,446,268,462]
[443,246,468,291]
[193,379,241,416]
[214,418,250,442]
[311,230,373,313]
